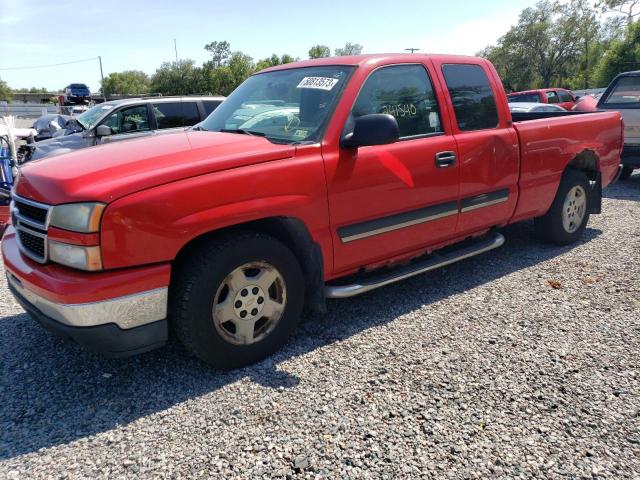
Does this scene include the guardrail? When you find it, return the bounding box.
[0,104,58,118]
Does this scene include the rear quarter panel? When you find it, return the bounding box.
[511,111,623,223]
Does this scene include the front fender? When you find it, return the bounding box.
[100,154,331,271]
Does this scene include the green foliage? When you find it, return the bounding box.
[0,78,11,102]
[593,19,640,85]
[101,70,150,96]
[150,59,207,95]
[480,0,626,90]
[596,0,640,21]
[308,45,331,59]
[204,41,231,69]
[13,87,49,94]
[255,53,296,71]
[334,42,363,56]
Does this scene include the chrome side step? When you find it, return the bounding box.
[325,232,505,299]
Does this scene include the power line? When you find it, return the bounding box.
[0,57,99,71]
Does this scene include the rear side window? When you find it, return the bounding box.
[153,102,182,128]
[546,91,560,104]
[203,100,223,116]
[352,64,443,138]
[508,93,540,103]
[182,102,200,126]
[442,64,499,131]
[153,102,200,128]
[603,76,640,106]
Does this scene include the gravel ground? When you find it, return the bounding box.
[1,176,639,479]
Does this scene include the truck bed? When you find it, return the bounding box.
[509,110,623,223]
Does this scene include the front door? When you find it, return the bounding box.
[97,104,153,144]
[324,63,460,274]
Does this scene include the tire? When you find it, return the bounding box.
[171,232,305,369]
[534,169,591,246]
[619,166,634,180]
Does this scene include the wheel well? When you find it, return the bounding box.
[173,217,326,314]
[567,150,599,181]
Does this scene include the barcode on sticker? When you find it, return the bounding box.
[297,77,339,91]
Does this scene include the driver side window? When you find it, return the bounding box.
[101,105,150,134]
[546,91,560,104]
[352,64,443,139]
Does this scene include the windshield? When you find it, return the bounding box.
[75,103,116,129]
[508,93,540,103]
[200,66,354,143]
[603,76,640,106]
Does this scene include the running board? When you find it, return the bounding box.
[325,232,505,299]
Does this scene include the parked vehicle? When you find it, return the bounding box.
[507,88,578,110]
[31,114,71,141]
[21,96,225,162]
[572,94,600,112]
[597,71,640,180]
[3,54,623,368]
[508,102,566,113]
[63,83,91,104]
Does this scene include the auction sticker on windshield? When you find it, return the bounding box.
[297,77,340,91]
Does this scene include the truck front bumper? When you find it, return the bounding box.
[622,145,640,168]
[2,228,170,357]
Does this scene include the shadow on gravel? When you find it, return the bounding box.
[604,174,640,200]
[0,220,605,459]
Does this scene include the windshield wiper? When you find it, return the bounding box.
[219,128,266,137]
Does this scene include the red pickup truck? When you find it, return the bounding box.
[507,88,578,111]
[2,54,623,368]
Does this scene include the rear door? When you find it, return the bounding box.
[434,60,519,236]
[152,101,201,134]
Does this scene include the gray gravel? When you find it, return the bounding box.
[1,176,639,479]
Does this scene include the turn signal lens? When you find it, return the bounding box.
[48,240,103,271]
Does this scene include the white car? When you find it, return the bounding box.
[508,102,566,113]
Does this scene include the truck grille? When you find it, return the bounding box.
[11,195,52,263]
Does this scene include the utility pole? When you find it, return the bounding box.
[174,39,178,62]
[98,55,106,101]
[405,48,420,53]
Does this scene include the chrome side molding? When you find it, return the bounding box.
[325,232,505,299]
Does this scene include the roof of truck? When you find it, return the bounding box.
[259,53,482,73]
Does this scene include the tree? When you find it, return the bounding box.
[101,70,150,96]
[597,0,640,22]
[480,0,603,90]
[0,78,11,102]
[205,51,255,95]
[308,45,331,59]
[255,53,296,71]
[334,42,363,56]
[151,59,206,95]
[593,19,640,85]
[204,41,231,69]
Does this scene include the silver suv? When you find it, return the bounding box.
[23,95,225,162]
[598,71,640,179]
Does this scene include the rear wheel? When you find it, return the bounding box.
[534,169,591,245]
[619,166,634,180]
[171,232,304,369]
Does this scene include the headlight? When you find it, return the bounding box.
[48,240,102,271]
[50,202,105,233]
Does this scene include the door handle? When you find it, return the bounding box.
[435,151,457,168]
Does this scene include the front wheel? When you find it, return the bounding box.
[171,232,305,369]
[534,169,591,245]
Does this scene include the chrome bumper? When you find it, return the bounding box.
[7,273,168,329]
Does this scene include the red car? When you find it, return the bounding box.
[508,88,578,111]
[3,54,623,368]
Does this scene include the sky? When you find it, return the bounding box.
[0,0,537,92]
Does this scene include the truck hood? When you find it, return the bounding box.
[15,131,295,205]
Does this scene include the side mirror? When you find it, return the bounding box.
[341,114,399,149]
[95,124,112,137]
